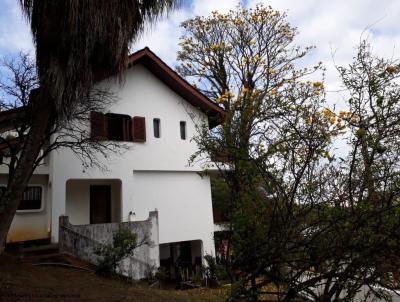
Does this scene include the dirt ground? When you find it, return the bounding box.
[0,254,226,302]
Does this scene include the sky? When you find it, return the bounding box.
[1,0,400,111]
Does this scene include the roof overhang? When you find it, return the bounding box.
[127,47,224,128]
[0,107,26,132]
[0,49,225,131]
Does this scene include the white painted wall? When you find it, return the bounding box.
[0,151,49,175]
[65,179,121,225]
[131,171,215,254]
[48,63,215,257]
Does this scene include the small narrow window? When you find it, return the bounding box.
[153,118,161,138]
[180,121,186,140]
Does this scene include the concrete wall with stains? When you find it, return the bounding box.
[59,211,159,279]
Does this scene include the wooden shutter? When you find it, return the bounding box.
[122,117,132,141]
[132,116,146,142]
[90,112,108,140]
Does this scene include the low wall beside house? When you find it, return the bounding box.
[59,211,159,280]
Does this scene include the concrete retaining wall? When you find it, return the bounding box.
[59,211,159,279]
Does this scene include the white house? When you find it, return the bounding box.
[1,48,224,277]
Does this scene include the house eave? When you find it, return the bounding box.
[127,47,224,128]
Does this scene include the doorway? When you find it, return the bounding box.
[159,240,203,280]
[90,185,111,224]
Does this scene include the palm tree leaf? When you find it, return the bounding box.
[18,0,179,118]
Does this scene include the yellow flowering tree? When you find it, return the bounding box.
[179,5,400,302]
[177,5,344,301]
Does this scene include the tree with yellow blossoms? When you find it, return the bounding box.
[178,4,338,301]
[178,5,400,302]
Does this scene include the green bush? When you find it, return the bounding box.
[204,255,219,288]
[155,267,169,282]
[144,263,157,282]
[94,227,137,277]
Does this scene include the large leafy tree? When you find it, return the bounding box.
[287,41,400,302]
[0,0,178,252]
[316,41,400,301]
[178,5,339,300]
[178,5,400,302]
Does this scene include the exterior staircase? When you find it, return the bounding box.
[21,242,59,258]
[5,240,94,270]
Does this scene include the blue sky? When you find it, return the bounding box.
[1,0,399,157]
[1,0,400,109]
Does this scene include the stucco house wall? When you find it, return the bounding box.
[49,62,216,256]
[65,179,122,225]
[1,49,219,265]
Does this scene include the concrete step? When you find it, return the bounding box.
[22,252,95,271]
[5,240,57,257]
[21,243,59,258]
[6,240,94,271]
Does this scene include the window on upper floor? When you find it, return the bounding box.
[0,186,43,211]
[180,121,186,140]
[90,112,146,143]
[153,118,161,138]
[106,113,132,142]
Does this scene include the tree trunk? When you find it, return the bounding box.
[0,95,52,253]
[250,275,257,301]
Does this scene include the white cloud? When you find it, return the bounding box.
[2,0,400,109]
[191,0,240,16]
[133,9,191,65]
[247,0,400,105]
[134,0,241,66]
[2,0,400,157]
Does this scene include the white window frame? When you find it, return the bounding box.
[0,185,45,213]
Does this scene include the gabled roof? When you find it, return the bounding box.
[0,107,26,132]
[0,49,224,132]
[127,47,224,128]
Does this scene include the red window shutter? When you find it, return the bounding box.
[132,116,146,142]
[90,112,108,140]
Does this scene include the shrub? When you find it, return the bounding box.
[155,267,169,282]
[94,227,137,277]
[204,254,219,288]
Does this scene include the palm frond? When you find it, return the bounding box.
[18,0,179,118]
